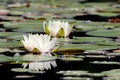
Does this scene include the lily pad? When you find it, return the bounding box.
[7,35,23,40]
[0,48,10,53]
[0,54,12,63]
[0,41,22,48]
[8,11,24,16]
[11,68,29,73]
[90,61,120,65]
[73,37,112,43]
[56,44,119,54]
[4,21,43,29]
[75,24,102,31]
[12,27,44,33]
[106,52,120,56]
[60,77,93,80]
[84,55,114,59]
[87,29,120,37]
[0,32,24,37]
[58,37,112,44]
[94,41,120,46]
[57,70,88,76]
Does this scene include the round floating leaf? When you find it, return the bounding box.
[95,41,120,46]
[83,50,106,55]
[87,29,120,37]
[58,37,112,44]
[102,69,120,77]
[75,24,102,31]
[11,68,29,72]
[4,21,43,29]
[14,75,36,78]
[56,44,119,54]
[0,55,12,63]
[7,35,23,40]
[60,77,93,80]
[90,61,120,65]
[87,73,105,77]
[85,55,115,59]
[0,41,22,48]
[73,37,112,43]
[0,32,24,37]
[12,27,44,33]
[59,56,83,61]
[0,48,10,53]
[8,11,24,16]
[106,52,120,56]
[57,70,88,76]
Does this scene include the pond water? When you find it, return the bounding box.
[0,0,120,80]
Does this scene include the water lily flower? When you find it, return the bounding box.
[21,34,57,53]
[43,20,73,37]
[21,34,57,71]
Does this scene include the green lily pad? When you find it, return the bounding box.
[102,69,120,77]
[4,21,43,29]
[73,37,112,43]
[56,44,119,54]
[84,55,114,59]
[94,41,120,46]
[83,50,106,55]
[75,24,102,31]
[7,35,23,40]
[59,56,83,61]
[0,54,12,63]
[0,32,24,37]
[87,73,105,77]
[106,52,120,56]
[0,48,10,53]
[60,77,93,80]
[90,61,120,65]
[58,37,112,44]
[12,27,44,33]
[87,29,120,37]
[14,75,36,78]
[57,70,88,75]
[11,68,29,72]
[8,11,24,16]
[0,41,22,48]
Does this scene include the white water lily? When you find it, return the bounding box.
[43,20,73,37]
[21,34,57,71]
[21,34,57,53]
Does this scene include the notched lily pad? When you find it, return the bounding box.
[73,37,112,43]
[12,27,44,33]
